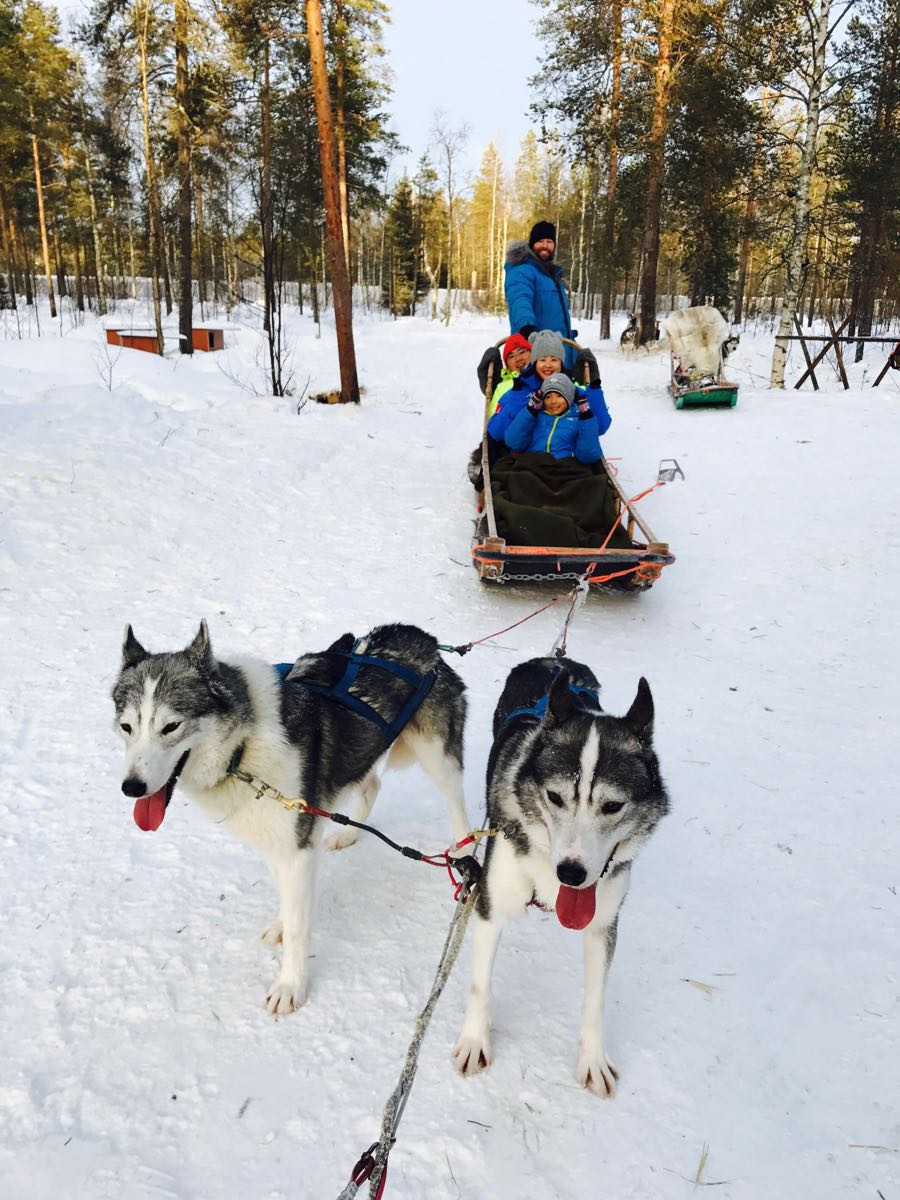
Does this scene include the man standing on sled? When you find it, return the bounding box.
[478,221,599,391]
[505,221,574,360]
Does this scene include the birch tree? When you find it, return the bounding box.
[769,0,853,387]
[431,113,469,326]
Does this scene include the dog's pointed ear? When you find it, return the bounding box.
[624,677,654,743]
[122,625,149,669]
[545,668,576,725]
[186,619,216,672]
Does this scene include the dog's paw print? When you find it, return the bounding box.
[260,919,283,947]
[452,1029,492,1076]
[265,977,308,1016]
[575,1044,619,1097]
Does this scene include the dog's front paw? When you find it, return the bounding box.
[453,1027,492,1076]
[324,828,358,852]
[575,1043,619,1097]
[260,919,283,947]
[265,977,308,1016]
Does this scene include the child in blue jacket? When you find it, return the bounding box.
[487,328,566,445]
[504,372,609,464]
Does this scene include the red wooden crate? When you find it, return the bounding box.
[192,328,225,352]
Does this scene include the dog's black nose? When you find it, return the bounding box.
[556,858,587,887]
[122,777,147,798]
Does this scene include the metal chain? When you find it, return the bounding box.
[487,570,650,590]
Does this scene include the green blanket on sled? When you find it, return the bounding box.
[490,452,634,550]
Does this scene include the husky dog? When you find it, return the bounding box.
[113,621,468,1015]
[453,657,668,1096]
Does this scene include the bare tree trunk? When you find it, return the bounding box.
[488,153,498,297]
[12,209,33,305]
[82,137,108,315]
[444,198,453,325]
[638,0,675,344]
[261,37,274,346]
[600,0,622,340]
[306,0,360,402]
[195,179,207,313]
[175,0,193,354]
[127,212,137,300]
[137,0,164,351]
[110,194,125,299]
[0,186,19,307]
[575,167,587,309]
[29,114,56,319]
[334,0,351,274]
[71,223,85,312]
[51,216,67,298]
[806,177,829,326]
[771,0,832,387]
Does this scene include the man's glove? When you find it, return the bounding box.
[526,390,544,414]
[518,324,537,341]
[477,345,502,394]
[573,348,600,387]
[576,397,594,420]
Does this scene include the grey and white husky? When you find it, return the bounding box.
[112,621,468,1015]
[453,657,668,1096]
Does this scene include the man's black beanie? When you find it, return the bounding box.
[528,220,556,248]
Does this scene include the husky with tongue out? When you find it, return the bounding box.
[453,656,669,1096]
[112,620,469,1016]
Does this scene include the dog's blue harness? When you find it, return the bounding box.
[503,675,599,725]
[274,641,437,748]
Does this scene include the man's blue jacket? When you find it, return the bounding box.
[504,240,575,369]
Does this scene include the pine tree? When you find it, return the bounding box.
[831,0,899,358]
[382,175,416,315]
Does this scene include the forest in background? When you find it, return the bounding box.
[0,0,897,388]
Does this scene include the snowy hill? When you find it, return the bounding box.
[1,308,898,1199]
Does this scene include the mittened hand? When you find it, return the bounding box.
[477,346,503,393]
[527,391,544,413]
[574,348,601,387]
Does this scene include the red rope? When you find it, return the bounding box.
[596,479,666,554]
[464,590,576,649]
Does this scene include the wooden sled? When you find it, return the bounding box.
[471,338,675,591]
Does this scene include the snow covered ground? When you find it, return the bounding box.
[1,303,898,1200]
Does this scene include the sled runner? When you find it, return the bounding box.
[664,305,739,409]
[472,338,674,590]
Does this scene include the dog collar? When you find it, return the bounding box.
[223,741,246,783]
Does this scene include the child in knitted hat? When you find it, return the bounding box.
[485,333,533,417]
[528,328,566,382]
[503,371,611,464]
[487,328,567,445]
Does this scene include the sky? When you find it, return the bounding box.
[375,0,541,183]
[52,0,543,184]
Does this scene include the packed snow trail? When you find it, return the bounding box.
[0,308,898,1199]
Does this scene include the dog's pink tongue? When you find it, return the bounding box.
[133,789,167,832]
[555,883,597,930]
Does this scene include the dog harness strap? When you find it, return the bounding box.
[503,678,599,725]
[274,644,437,747]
